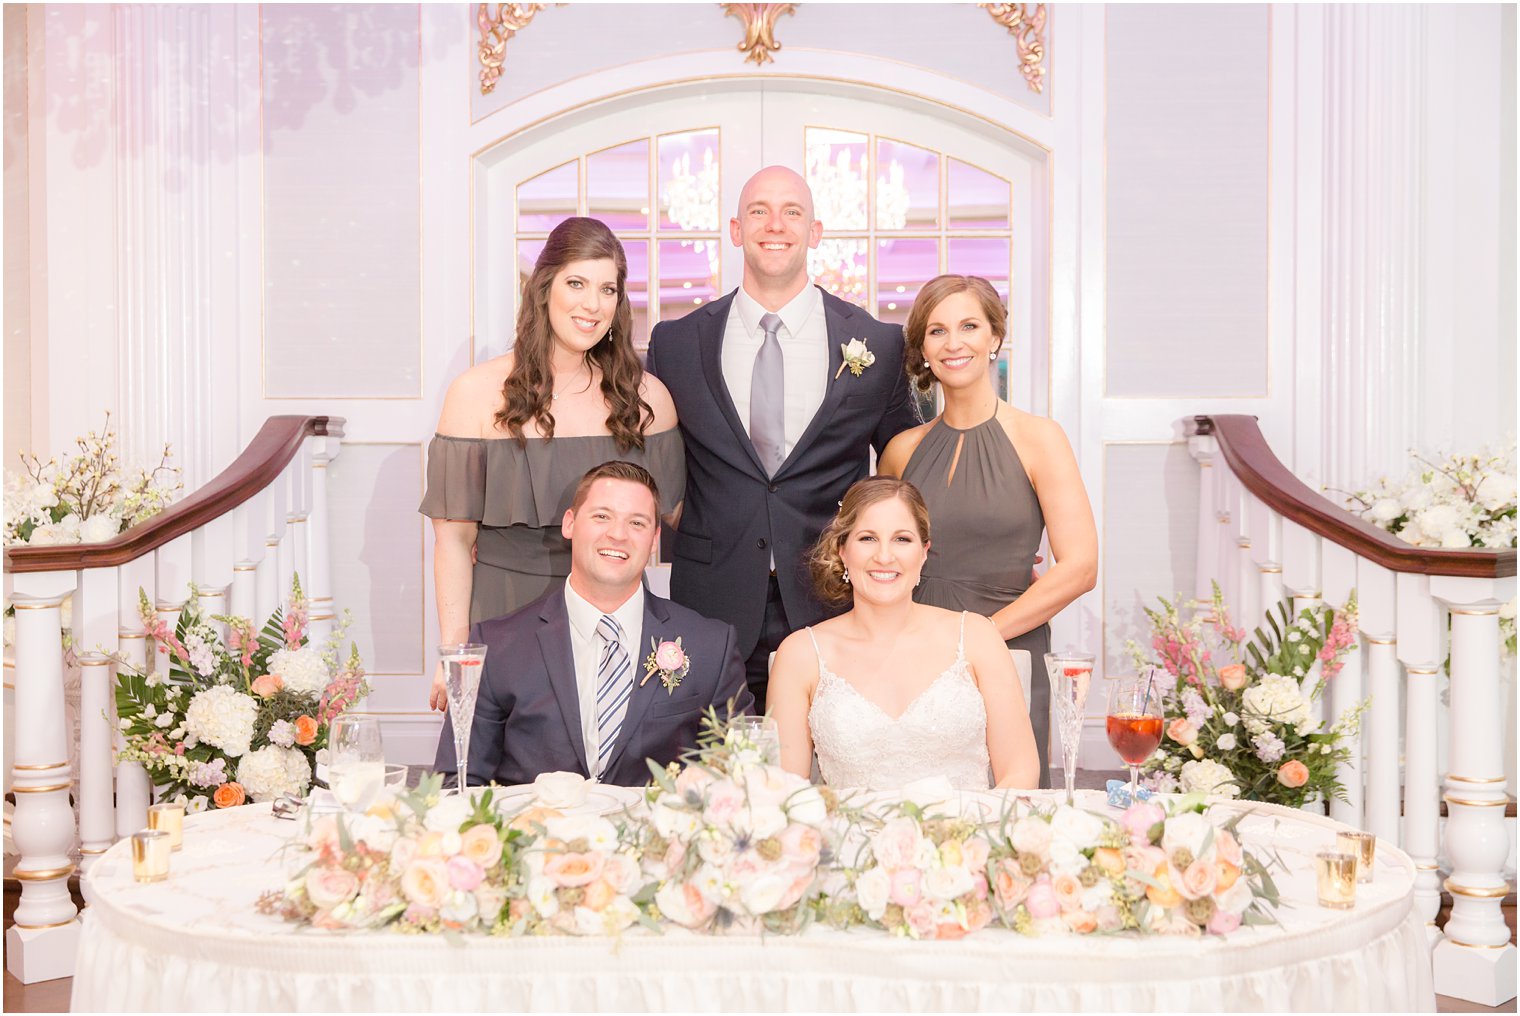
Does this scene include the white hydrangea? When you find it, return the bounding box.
[183,685,258,757]
[78,513,121,544]
[267,646,329,697]
[236,745,312,802]
[1241,673,1313,735]
[1178,759,1240,798]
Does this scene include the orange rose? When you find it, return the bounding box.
[1277,760,1310,788]
[1146,864,1182,908]
[582,879,615,912]
[1217,664,1248,691]
[294,715,319,746]
[1166,718,1198,746]
[1092,847,1125,877]
[1215,860,1241,892]
[213,782,246,808]
[1063,908,1099,934]
[250,674,284,697]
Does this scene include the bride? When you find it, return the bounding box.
[769,477,1040,790]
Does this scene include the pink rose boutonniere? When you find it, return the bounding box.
[640,636,691,694]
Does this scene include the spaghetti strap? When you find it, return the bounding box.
[804,626,823,664]
[956,611,968,658]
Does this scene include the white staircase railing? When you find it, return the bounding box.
[3,415,343,984]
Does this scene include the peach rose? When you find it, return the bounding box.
[544,851,604,888]
[1214,829,1244,868]
[305,866,359,909]
[1052,872,1083,911]
[993,860,1031,911]
[1277,760,1310,788]
[961,836,990,873]
[1217,664,1248,691]
[1215,860,1241,892]
[1146,864,1182,908]
[459,824,503,869]
[251,674,284,697]
[1167,718,1199,746]
[213,782,246,808]
[401,858,450,908]
[582,879,615,912]
[1063,908,1099,934]
[294,715,319,746]
[1092,847,1126,877]
[1177,858,1218,900]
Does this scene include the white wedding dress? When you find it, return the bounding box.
[806,612,992,790]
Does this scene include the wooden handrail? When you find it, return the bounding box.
[5,415,343,574]
[1188,415,1515,579]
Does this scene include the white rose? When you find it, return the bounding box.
[923,865,974,902]
[854,867,890,920]
[1216,733,1237,751]
[78,514,120,544]
[785,786,828,827]
[653,880,695,926]
[1215,872,1255,914]
[737,872,788,915]
[1441,529,1473,549]
[423,795,473,834]
[1010,816,1053,855]
[1369,498,1403,523]
[1477,473,1517,512]
[1050,807,1107,849]
[734,804,788,841]
[651,800,700,839]
[527,878,559,917]
[440,890,478,926]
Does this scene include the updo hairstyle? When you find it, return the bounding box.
[808,477,932,605]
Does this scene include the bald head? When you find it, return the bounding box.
[730,165,824,308]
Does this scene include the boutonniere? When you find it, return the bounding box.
[833,337,876,379]
[640,636,691,693]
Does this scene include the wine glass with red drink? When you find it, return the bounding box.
[1106,671,1163,802]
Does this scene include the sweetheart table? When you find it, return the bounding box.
[71,791,1434,1012]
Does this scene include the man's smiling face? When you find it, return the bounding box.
[562,477,659,596]
[730,166,823,292]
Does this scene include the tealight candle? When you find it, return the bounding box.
[147,802,185,850]
[1315,850,1357,909]
[1336,831,1376,883]
[131,829,172,883]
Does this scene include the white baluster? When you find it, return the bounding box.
[154,535,193,675]
[1234,489,1258,627]
[1249,497,1284,615]
[76,654,116,878]
[192,514,235,639]
[231,490,268,622]
[306,432,340,643]
[1356,560,1399,843]
[1188,430,1219,601]
[1398,570,1445,940]
[1321,542,1363,825]
[1430,575,1517,1006]
[5,573,83,984]
[113,557,154,839]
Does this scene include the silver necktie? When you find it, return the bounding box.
[751,312,785,475]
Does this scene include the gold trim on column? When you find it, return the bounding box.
[233,565,257,573]
[78,846,110,855]
[11,782,72,794]
[1236,537,1251,548]
[1447,606,1499,616]
[11,917,80,931]
[1449,774,1507,785]
[1198,460,1214,468]
[1363,635,1396,645]
[1445,880,1511,899]
[309,613,336,623]
[477,3,553,95]
[1415,863,1440,870]
[1441,935,1513,950]
[12,863,76,881]
[1443,794,1510,808]
[11,602,60,611]
[721,4,798,66]
[12,761,67,771]
[979,3,1048,94]
[1405,667,1439,675]
[1257,565,1282,574]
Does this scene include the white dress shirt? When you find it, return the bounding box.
[563,581,645,779]
[721,283,829,463]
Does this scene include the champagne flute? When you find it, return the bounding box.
[1045,651,1094,806]
[1106,671,1164,803]
[327,713,385,811]
[440,643,488,793]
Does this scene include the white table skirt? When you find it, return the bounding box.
[72,795,1436,1013]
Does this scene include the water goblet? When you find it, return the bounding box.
[1105,671,1164,804]
[439,643,488,793]
[327,713,385,811]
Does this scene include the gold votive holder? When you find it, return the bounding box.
[147,802,185,850]
[1336,831,1376,883]
[131,829,172,883]
[1315,850,1357,909]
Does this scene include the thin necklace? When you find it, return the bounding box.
[551,366,594,401]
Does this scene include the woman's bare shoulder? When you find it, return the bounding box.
[437,354,514,437]
[878,419,936,477]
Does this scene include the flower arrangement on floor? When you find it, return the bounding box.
[1128,584,1365,809]
[115,576,367,809]
[1339,445,1517,656]
[262,719,1284,942]
[3,412,182,546]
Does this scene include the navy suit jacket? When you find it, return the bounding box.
[463,586,754,788]
[645,287,920,658]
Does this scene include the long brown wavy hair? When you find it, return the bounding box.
[903,274,1007,395]
[809,477,932,605]
[496,217,652,451]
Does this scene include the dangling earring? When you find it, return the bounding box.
[842,570,851,586]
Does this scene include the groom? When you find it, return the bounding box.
[457,461,753,787]
[646,165,920,712]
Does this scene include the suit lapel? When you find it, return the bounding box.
[776,290,852,478]
[536,594,590,776]
[603,592,672,774]
[697,293,767,477]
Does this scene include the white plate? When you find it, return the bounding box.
[468,782,641,818]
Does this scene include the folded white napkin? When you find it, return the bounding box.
[533,771,590,808]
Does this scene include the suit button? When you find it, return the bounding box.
[768,483,778,493]
[757,538,768,550]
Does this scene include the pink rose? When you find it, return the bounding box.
[703,783,745,827]
[1025,879,1061,919]
[1095,904,1125,932]
[305,866,359,909]
[1177,858,1218,900]
[251,674,284,697]
[961,836,990,873]
[1167,718,1199,746]
[1207,908,1242,935]
[1120,801,1166,845]
[446,855,484,892]
[544,851,604,888]
[1051,872,1083,912]
[905,901,938,938]
[654,641,685,672]
[992,859,1031,911]
[1277,760,1309,788]
[872,817,923,871]
[779,823,823,868]
[1213,829,1244,868]
[1217,664,1248,691]
[889,867,923,907]
[400,858,449,908]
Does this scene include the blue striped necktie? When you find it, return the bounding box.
[594,614,633,778]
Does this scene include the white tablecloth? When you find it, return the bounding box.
[72,793,1435,1012]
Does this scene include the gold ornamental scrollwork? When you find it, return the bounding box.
[979,3,1048,94]
[477,4,552,96]
[721,3,798,66]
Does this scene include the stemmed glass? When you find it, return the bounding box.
[1046,652,1094,806]
[1106,671,1164,803]
[327,714,385,812]
[729,715,780,765]
[440,643,488,793]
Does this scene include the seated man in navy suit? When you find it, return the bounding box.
[459,460,753,787]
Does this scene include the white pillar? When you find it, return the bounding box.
[76,654,116,876]
[1321,543,1363,824]
[5,574,83,984]
[1188,430,1219,602]
[306,431,341,643]
[1357,560,1400,844]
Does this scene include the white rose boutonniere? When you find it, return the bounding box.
[834,338,876,379]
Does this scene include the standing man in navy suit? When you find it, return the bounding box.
[645,166,920,712]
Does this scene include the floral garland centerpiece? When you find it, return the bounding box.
[4,412,182,546]
[115,575,367,809]
[1128,584,1364,808]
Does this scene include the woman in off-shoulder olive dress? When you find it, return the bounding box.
[877,275,1098,789]
[421,217,684,778]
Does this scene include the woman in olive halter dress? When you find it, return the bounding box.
[877,275,1098,789]
[420,217,685,775]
